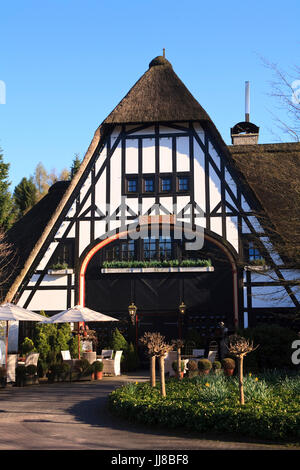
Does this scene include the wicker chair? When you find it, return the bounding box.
[102,351,122,376]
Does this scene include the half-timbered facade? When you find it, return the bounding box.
[4,55,300,348]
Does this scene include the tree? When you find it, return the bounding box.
[140,332,173,397]
[0,149,15,230]
[263,59,300,141]
[0,229,15,299]
[227,335,258,405]
[33,162,49,199]
[70,154,81,179]
[13,177,37,217]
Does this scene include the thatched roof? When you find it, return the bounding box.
[229,142,300,257]
[103,56,213,125]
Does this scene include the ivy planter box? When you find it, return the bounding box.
[101,267,214,274]
[47,269,74,275]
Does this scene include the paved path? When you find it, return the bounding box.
[0,372,298,450]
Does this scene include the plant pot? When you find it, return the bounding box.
[176,372,184,379]
[96,371,103,380]
[224,368,234,376]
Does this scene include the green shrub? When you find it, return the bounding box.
[212,361,222,370]
[109,373,300,442]
[21,337,35,355]
[92,361,103,372]
[221,358,236,370]
[187,360,198,371]
[198,359,212,371]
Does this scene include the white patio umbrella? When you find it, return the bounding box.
[44,305,118,358]
[0,303,47,369]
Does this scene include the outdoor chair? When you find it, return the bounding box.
[61,350,77,367]
[25,352,39,367]
[7,354,17,383]
[207,340,218,363]
[101,349,113,359]
[102,350,122,376]
[0,340,5,366]
[164,351,178,377]
[192,349,205,358]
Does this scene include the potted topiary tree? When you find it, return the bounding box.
[212,361,222,375]
[187,360,198,378]
[172,360,185,379]
[198,359,212,375]
[221,357,236,376]
[92,360,103,380]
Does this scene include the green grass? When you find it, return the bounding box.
[109,371,300,442]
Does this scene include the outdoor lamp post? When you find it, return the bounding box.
[178,301,186,339]
[178,301,186,315]
[128,302,137,324]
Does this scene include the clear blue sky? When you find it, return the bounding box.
[0,0,299,190]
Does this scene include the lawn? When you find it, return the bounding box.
[109,371,300,443]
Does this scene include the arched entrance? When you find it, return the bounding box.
[77,224,239,346]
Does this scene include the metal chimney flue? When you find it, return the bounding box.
[245,81,250,122]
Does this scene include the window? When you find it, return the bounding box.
[248,241,263,261]
[144,177,155,193]
[159,236,172,260]
[143,237,157,260]
[105,240,136,262]
[127,177,138,193]
[178,176,189,192]
[51,240,74,268]
[161,177,172,192]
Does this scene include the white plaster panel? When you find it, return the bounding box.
[26,289,68,311]
[159,197,173,214]
[159,138,172,173]
[94,221,107,241]
[209,141,220,170]
[95,169,106,215]
[79,221,91,256]
[142,139,156,173]
[95,146,107,175]
[210,217,223,237]
[209,163,221,213]
[176,137,190,172]
[226,216,239,253]
[193,139,206,212]
[110,145,122,213]
[142,198,155,215]
[125,140,139,174]
[40,274,69,287]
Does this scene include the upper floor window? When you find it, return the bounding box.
[160,176,172,192]
[178,175,189,192]
[127,177,138,193]
[248,241,263,261]
[144,176,155,193]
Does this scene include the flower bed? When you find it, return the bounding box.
[109,372,300,442]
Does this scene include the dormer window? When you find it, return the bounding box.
[127,177,138,193]
[178,175,189,192]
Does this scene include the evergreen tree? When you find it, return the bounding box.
[13,177,37,217]
[0,149,15,230]
[70,154,81,179]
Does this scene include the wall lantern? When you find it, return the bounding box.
[178,301,186,315]
[128,302,137,324]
